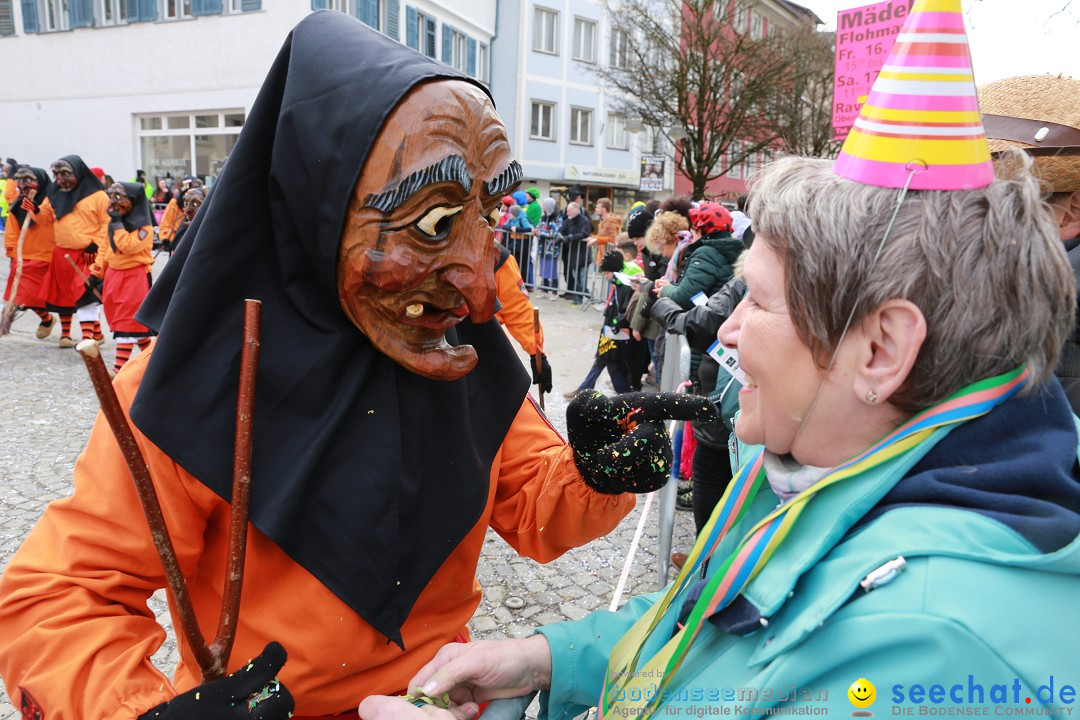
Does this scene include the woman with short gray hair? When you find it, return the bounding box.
[360,149,1080,718]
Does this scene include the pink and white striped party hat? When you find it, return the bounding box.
[834,0,994,190]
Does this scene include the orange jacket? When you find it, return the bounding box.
[592,213,623,265]
[495,251,544,356]
[4,198,56,263]
[157,199,182,242]
[2,178,15,207]
[93,224,154,275]
[53,190,109,251]
[0,349,633,719]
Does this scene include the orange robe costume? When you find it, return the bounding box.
[41,190,109,309]
[592,213,623,266]
[0,350,634,719]
[495,251,544,356]
[93,223,154,334]
[157,199,182,244]
[3,198,56,308]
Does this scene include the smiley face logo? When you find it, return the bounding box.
[848,678,876,716]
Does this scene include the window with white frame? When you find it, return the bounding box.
[41,0,68,31]
[533,7,558,54]
[415,11,436,58]
[607,113,628,150]
[163,0,192,20]
[449,28,468,72]
[734,4,747,32]
[98,0,128,25]
[328,0,354,13]
[530,101,556,141]
[569,107,593,146]
[573,17,597,63]
[750,11,762,39]
[714,0,728,20]
[727,141,742,179]
[610,28,629,68]
[477,43,489,83]
[137,110,246,189]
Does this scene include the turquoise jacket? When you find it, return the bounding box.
[538,387,1080,717]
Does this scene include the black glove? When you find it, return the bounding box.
[567,391,717,494]
[85,241,99,255]
[88,274,104,294]
[139,642,294,720]
[531,353,552,394]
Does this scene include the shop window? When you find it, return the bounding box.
[137,110,245,188]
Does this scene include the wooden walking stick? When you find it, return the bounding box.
[0,193,35,335]
[62,253,105,304]
[532,306,545,411]
[73,298,262,681]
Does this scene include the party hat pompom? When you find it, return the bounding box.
[834,0,994,190]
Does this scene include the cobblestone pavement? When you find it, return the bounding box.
[0,259,697,718]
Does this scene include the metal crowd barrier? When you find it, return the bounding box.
[493,228,606,305]
[656,333,691,588]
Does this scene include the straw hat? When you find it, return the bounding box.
[979,74,1080,192]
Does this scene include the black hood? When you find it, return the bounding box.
[10,166,51,227]
[46,154,105,220]
[130,10,528,647]
[113,182,155,233]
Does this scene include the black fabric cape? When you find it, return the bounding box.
[131,10,529,647]
[46,154,105,220]
[10,166,51,227]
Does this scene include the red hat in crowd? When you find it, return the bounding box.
[89,167,106,182]
[501,195,514,206]
[690,201,733,236]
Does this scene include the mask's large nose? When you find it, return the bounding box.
[439,227,498,323]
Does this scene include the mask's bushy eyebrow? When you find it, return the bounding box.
[365,155,472,213]
[483,160,523,198]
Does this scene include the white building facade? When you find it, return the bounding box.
[490,0,671,216]
[0,0,495,186]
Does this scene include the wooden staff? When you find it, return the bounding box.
[74,339,217,678]
[209,299,261,671]
[532,306,545,411]
[73,298,263,681]
[62,253,104,303]
[0,200,33,336]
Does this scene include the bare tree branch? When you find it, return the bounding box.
[595,0,836,198]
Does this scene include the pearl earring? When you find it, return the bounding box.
[866,389,878,404]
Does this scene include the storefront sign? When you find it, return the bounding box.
[832,0,914,140]
[639,155,666,192]
[565,164,639,187]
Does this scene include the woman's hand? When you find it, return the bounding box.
[359,695,477,720]
[359,637,551,720]
[653,277,669,293]
[416,636,551,705]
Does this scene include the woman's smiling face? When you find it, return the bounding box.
[718,240,828,458]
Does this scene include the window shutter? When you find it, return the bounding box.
[241,0,260,9]
[441,23,451,63]
[405,5,417,48]
[0,0,14,34]
[467,37,476,77]
[124,0,138,21]
[311,0,328,9]
[20,0,37,32]
[69,0,94,27]
[137,0,157,21]
[384,0,398,40]
[192,0,223,16]
[356,0,376,27]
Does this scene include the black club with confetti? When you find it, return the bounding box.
[567,391,717,494]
